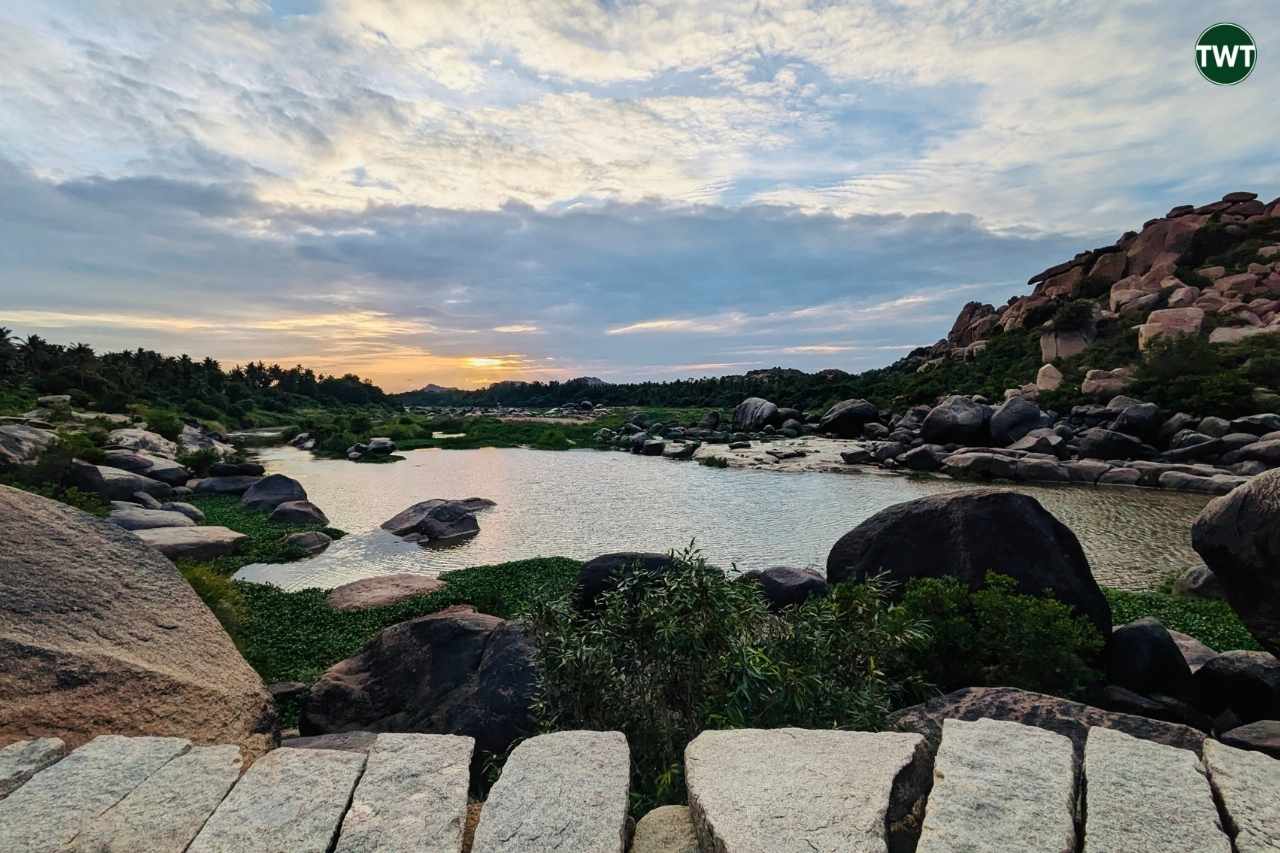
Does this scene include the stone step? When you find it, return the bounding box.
[1202,739,1280,853]
[917,718,1077,853]
[0,738,65,799]
[1083,726,1230,852]
[186,747,366,853]
[684,728,929,853]
[68,744,242,853]
[0,734,191,853]
[471,730,630,853]
[334,733,473,853]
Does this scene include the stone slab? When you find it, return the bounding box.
[0,738,65,799]
[685,728,928,853]
[132,525,249,560]
[632,805,699,853]
[1203,739,1280,853]
[0,734,190,852]
[917,718,1076,853]
[471,730,629,853]
[326,574,447,611]
[70,744,242,853]
[334,733,473,853]
[1083,726,1229,853]
[187,747,366,853]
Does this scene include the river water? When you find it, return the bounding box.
[233,446,1210,592]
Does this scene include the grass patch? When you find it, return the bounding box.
[1104,588,1260,652]
[181,495,341,575]
[698,455,729,468]
[237,557,582,684]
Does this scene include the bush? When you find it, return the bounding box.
[182,564,248,638]
[142,408,184,441]
[525,549,925,812]
[898,573,1104,698]
[698,455,729,468]
[1051,300,1094,332]
[176,447,222,477]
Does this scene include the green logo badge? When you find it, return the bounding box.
[1196,23,1257,85]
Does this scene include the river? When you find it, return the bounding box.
[233,446,1210,592]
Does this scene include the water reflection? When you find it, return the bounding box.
[234,446,1210,592]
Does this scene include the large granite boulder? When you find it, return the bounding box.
[1194,650,1280,725]
[921,395,991,445]
[732,397,779,432]
[0,423,57,465]
[0,486,274,757]
[106,507,197,531]
[240,474,307,512]
[826,490,1111,634]
[300,606,535,759]
[1107,618,1195,702]
[989,396,1043,446]
[818,399,879,438]
[132,526,248,560]
[269,500,328,525]
[1076,427,1157,460]
[575,552,679,609]
[1192,468,1280,655]
[888,686,1205,761]
[106,428,178,459]
[381,499,481,542]
[68,460,172,501]
[736,566,829,611]
[326,574,447,611]
[100,449,190,486]
[192,475,261,496]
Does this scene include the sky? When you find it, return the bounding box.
[1,1,1276,391]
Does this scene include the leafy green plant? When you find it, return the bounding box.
[1050,300,1094,332]
[898,573,1104,698]
[525,548,925,814]
[182,563,248,639]
[181,495,340,575]
[698,455,729,468]
[1105,588,1259,653]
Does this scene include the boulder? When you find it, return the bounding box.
[1081,368,1134,398]
[1076,427,1157,460]
[1218,720,1280,759]
[1107,618,1195,701]
[941,450,1019,481]
[899,444,946,471]
[632,805,698,853]
[989,396,1044,445]
[818,399,879,438]
[283,530,331,556]
[192,475,261,496]
[240,473,307,512]
[326,574,447,611]
[381,499,481,542]
[1233,413,1280,435]
[1137,307,1204,351]
[100,449,191,485]
[1039,329,1091,361]
[839,447,874,465]
[1172,565,1225,599]
[208,461,265,477]
[133,526,248,560]
[300,606,536,758]
[732,398,779,431]
[1194,651,1280,724]
[1036,363,1064,392]
[68,460,172,501]
[1168,629,1218,673]
[0,424,58,465]
[0,486,274,756]
[575,552,678,609]
[888,686,1205,761]
[698,411,721,430]
[921,395,991,444]
[269,500,329,525]
[826,490,1111,634]
[1110,402,1162,440]
[106,428,178,459]
[106,507,197,531]
[1192,469,1280,655]
[737,566,829,611]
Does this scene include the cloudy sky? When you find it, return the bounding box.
[1,1,1276,390]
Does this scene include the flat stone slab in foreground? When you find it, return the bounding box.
[917,718,1076,853]
[685,728,929,853]
[0,738,65,799]
[471,730,629,853]
[133,525,249,560]
[335,733,473,853]
[1202,739,1280,853]
[0,734,190,852]
[187,747,366,853]
[69,744,242,853]
[1084,727,1229,853]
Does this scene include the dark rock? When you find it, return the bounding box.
[381,499,480,542]
[641,439,666,456]
[921,396,991,445]
[1231,413,1280,435]
[818,399,879,438]
[575,552,678,609]
[1218,720,1280,758]
[732,398,780,431]
[1111,403,1162,439]
[1192,469,1280,655]
[268,681,310,704]
[941,451,1019,481]
[826,490,1110,634]
[889,686,1205,762]
[210,461,266,477]
[270,500,329,525]
[862,422,890,439]
[1199,416,1232,437]
[1158,412,1199,444]
[283,530,331,556]
[240,474,307,511]
[1107,618,1195,701]
[698,411,721,430]
[1076,427,1157,460]
[899,444,946,472]
[989,396,1043,445]
[737,566,829,612]
[839,448,874,465]
[68,460,172,501]
[1168,630,1219,673]
[300,606,536,759]
[1194,650,1280,724]
[1008,430,1067,458]
[193,475,262,496]
[1172,565,1226,600]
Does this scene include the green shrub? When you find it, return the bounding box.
[182,564,248,638]
[525,549,925,813]
[1051,300,1095,332]
[142,408,184,441]
[176,447,222,477]
[898,573,1104,698]
[1246,353,1280,389]
[698,455,729,468]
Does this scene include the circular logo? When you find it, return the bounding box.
[1196,23,1257,85]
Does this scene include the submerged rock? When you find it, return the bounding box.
[381,499,484,542]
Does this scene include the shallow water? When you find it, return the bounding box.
[233,446,1210,592]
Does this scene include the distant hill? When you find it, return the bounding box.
[409,383,459,395]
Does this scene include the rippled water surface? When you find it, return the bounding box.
[234,446,1210,591]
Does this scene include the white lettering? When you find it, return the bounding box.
[1212,44,1240,67]
[1240,45,1256,67]
[1197,45,1214,67]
